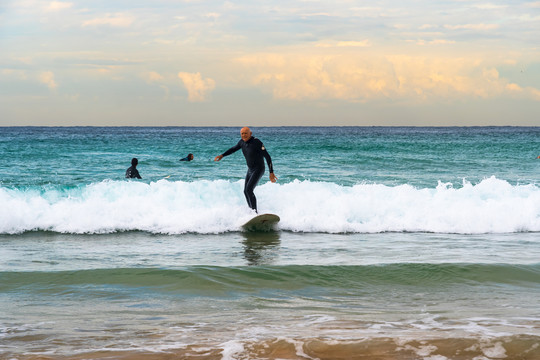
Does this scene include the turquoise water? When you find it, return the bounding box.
[1,127,539,359]
[1,126,538,188]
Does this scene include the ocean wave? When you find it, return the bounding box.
[2,264,540,293]
[0,176,539,234]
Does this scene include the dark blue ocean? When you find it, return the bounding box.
[1,126,539,359]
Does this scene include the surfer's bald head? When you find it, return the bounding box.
[240,127,252,142]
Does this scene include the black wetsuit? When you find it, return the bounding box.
[221,137,274,212]
[125,166,142,179]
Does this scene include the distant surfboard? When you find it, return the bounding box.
[241,213,280,232]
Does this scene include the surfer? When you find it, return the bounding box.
[180,153,194,161]
[214,127,277,213]
[125,158,142,179]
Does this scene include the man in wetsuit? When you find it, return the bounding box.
[125,158,142,179]
[214,127,277,213]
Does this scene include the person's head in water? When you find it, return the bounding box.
[131,158,138,167]
[180,153,194,161]
[240,127,252,142]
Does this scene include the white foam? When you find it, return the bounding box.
[467,340,508,359]
[0,177,539,234]
[480,341,508,359]
[402,343,438,357]
[219,340,245,360]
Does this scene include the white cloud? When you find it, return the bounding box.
[530,88,540,100]
[316,40,371,48]
[415,39,456,45]
[234,52,539,103]
[429,39,455,45]
[45,1,73,12]
[178,72,216,102]
[205,12,221,19]
[39,71,57,90]
[505,83,540,101]
[2,69,29,80]
[474,3,506,10]
[152,38,174,44]
[300,12,332,17]
[336,40,371,47]
[444,23,499,30]
[526,1,540,7]
[144,71,164,83]
[82,13,135,27]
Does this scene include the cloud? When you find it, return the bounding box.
[2,69,28,80]
[145,71,164,83]
[415,39,456,46]
[530,88,540,100]
[82,13,135,27]
[316,40,371,48]
[152,39,175,45]
[234,52,539,103]
[39,71,57,90]
[505,83,540,101]
[506,83,522,92]
[336,40,371,47]
[205,12,221,19]
[525,1,540,8]
[178,72,216,102]
[444,24,499,31]
[473,4,506,10]
[45,1,73,12]
[236,54,393,101]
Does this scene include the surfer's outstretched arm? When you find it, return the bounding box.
[214,140,242,161]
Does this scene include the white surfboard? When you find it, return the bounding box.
[241,213,280,232]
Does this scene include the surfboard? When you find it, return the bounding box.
[241,213,280,232]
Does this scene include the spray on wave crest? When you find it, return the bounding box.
[0,176,538,234]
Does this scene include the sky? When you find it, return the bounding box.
[1,0,540,126]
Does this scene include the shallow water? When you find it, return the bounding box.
[2,231,540,359]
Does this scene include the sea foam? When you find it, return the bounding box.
[0,176,538,234]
